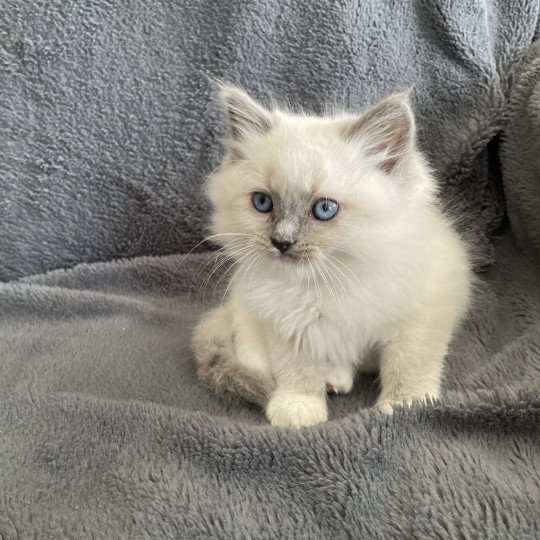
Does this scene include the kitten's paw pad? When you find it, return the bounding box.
[266,392,328,428]
[325,372,354,395]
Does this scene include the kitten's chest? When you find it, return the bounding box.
[245,276,370,363]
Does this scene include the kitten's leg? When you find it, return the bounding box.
[193,303,273,408]
[376,319,452,414]
[231,301,272,380]
[325,362,355,395]
[266,341,327,428]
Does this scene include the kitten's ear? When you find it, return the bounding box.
[343,93,415,175]
[219,84,273,141]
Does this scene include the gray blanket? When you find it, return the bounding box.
[1,0,539,280]
[1,234,539,537]
[2,0,540,537]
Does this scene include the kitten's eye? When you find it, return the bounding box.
[252,192,273,213]
[312,199,339,221]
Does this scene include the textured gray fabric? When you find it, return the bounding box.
[501,41,540,261]
[0,234,539,537]
[2,1,540,537]
[2,0,539,280]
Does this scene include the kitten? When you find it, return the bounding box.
[192,84,472,428]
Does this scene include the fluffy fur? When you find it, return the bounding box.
[192,85,472,427]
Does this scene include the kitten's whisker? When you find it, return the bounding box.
[219,249,258,307]
[247,253,264,294]
[188,247,227,301]
[308,260,321,307]
[323,254,356,292]
[238,250,264,296]
[315,259,341,314]
[241,250,263,284]
[198,244,253,305]
[196,241,250,298]
[212,247,256,304]
[197,253,232,299]
[188,239,250,301]
[321,260,347,296]
[322,260,344,305]
[313,259,334,307]
[199,254,238,311]
[178,232,250,270]
[204,245,255,302]
[326,253,359,286]
[302,255,312,296]
[319,259,348,318]
[298,254,306,285]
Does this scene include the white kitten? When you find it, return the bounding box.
[192,85,472,428]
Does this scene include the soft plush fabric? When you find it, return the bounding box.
[1,0,539,280]
[0,234,539,537]
[1,0,540,537]
[501,41,540,261]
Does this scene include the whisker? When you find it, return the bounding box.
[234,250,264,300]
[211,246,256,303]
[219,249,258,307]
[325,253,359,288]
[308,260,321,307]
[318,259,348,318]
[314,258,340,312]
[198,244,254,307]
[187,238,250,301]
[320,259,347,295]
[323,254,356,292]
[177,232,250,270]
[298,253,306,285]
[247,253,265,294]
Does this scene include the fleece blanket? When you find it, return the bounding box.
[0,234,539,537]
[1,0,540,537]
[1,0,539,281]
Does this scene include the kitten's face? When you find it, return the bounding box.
[207,86,429,275]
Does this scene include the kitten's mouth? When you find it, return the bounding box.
[278,253,296,264]
[269,248,297,263]
[271,250,307,266]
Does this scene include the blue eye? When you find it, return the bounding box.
[252,192,273,213]
[312,199,339,221]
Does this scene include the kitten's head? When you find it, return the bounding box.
[207,84,434,275]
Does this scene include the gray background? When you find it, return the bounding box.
[2,0,537,280]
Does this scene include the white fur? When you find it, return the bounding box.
[193,86,472,428]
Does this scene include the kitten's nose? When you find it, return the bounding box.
[271,238,293,253]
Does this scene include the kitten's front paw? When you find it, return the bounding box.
[376,393,438,415]
[376,400,399,415]
[266,391,328,428]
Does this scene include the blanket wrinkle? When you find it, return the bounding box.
[0,234,539,537]
[1,0,539,537]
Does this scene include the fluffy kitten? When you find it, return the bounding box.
[192,84,472,428]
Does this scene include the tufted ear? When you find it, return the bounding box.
[343,93,415,175]
[219,84,273,141]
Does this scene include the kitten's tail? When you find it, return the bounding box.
[192,306,273,409]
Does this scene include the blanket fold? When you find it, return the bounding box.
[0,235,538,537]
[1,0,540,536]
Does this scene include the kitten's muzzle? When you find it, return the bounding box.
[271,238,294,253]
